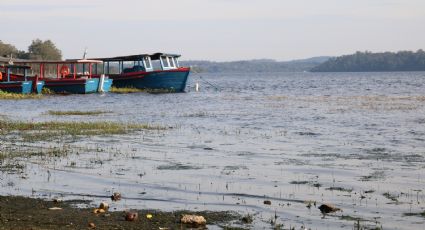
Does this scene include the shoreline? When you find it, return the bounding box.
[0,195,242,229]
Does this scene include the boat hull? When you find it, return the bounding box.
[97,77,113,93]
[110,68,190,92]
[35,81,45,94]
[0,81,33,94]
[44,78,100,94]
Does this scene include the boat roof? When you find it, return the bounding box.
[0,64,31,69]
[0,58,102,65]
[86,53,181,62]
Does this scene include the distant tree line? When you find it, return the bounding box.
[0,39,62,60]
[181,57,329,73]
[311,50,425,72]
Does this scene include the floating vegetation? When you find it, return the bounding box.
[289,180,309,185]
[0,146,71,160]
[241,213,254,224]
[157,163,202,170]
[295,131,320,136]
[382,192,399,202]
[0,161,25,173]
[403,211,425,218]
[326,186,353,193]
[360,170,386,181]
[223,165,248,170]
[0,91,42,100]
[340,215,365,222]
[183,111,211,118]
[46,110,111,116]
[0,119,167,142]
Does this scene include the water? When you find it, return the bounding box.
[1,72,425,229]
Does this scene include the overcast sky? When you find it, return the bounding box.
[1,0,424,61]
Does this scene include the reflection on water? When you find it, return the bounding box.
[1,72,425,229]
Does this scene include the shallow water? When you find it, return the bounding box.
[1,72,425,229]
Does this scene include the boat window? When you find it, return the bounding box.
[168,57,176,68]
[174,57,179,67]
[161,56,169,68]
[144,57,152,69]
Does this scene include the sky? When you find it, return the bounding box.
[1,0,425,61]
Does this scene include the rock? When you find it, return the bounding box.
[48,207,63,211]
[88,222,96,229]
[93,208,106,214]
[99,202,109,211]
[318,204,341,214]
[111,192,121,201]
[181,214,207,226]
[125,211,138,221]
[263,200,272,205]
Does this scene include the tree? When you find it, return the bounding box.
[311,50,425,72]
[27,39,62,60]
[0,40,19,58]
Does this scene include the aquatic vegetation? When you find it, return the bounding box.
[289,180,309,185]
[360,170,386,181]
[403,211,425,218]
[0,119,167,142]
[326,186,353,193]
[241,213,254,224]
[157,163,202,170]
[46,110,111,116]
[0,146,71,160]
[183,111,211,118]
[110,86,146,94]
[0,91,42,100]
[382,192,399,202]
[41,87,54,94]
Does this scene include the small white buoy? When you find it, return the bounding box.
[195,82,200,92]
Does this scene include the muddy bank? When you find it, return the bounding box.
[0,196,241,230]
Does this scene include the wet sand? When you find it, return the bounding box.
[0,196,241,230]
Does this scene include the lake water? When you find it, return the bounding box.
[1,72,425,229]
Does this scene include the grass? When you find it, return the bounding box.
[0,119,168,142]
[110,86,146,94]
[46,110,111,116]
[41,87,55,94]
[0,146,71,160]
[0,90,42,100]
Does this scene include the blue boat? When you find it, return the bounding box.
[0,64,44,94]
[8,59,111,94]
[94,53,190,92]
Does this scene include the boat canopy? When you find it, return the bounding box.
[0,64,31,69]
[89,53,181,62]
[7,59,102,64]
[84,53,182,72]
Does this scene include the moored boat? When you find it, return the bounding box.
[6,59,112,94]
[0,64,44,94]
[92,53,190,92]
